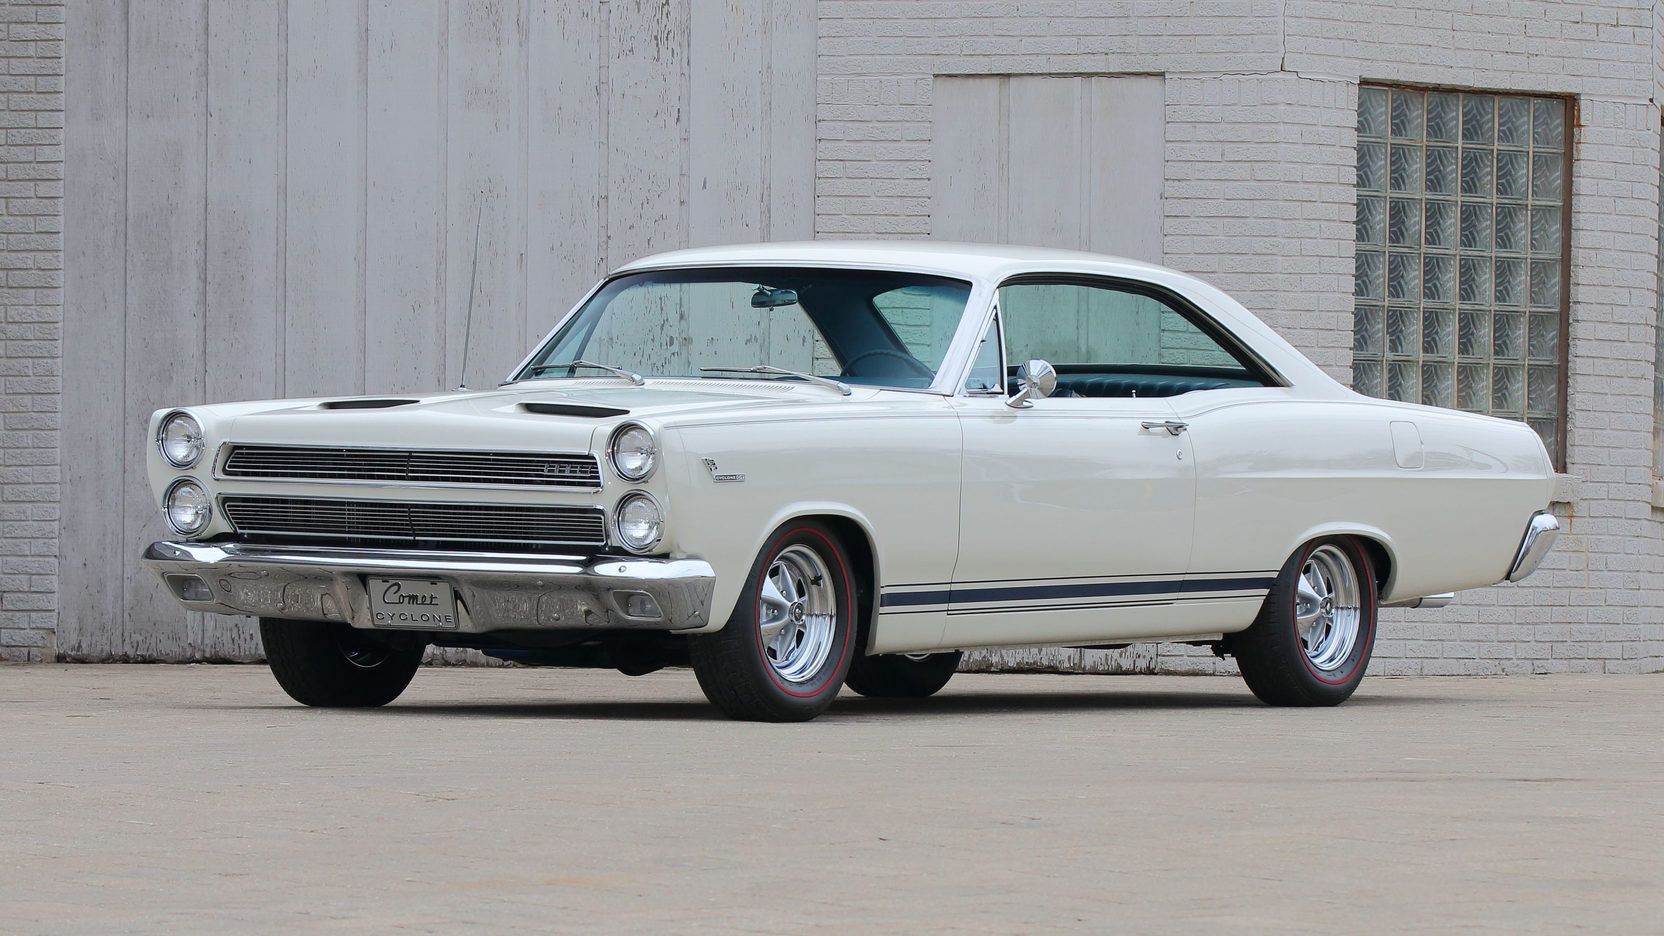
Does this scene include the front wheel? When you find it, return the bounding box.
[259,618,425,708]
[1231,538,1378,706]
[845,651,962,698]
[689,521,858,721]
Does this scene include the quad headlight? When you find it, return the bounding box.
[158,411,204,468]
[614,491,664,553]
[164,478,212,536]
[607,422,657,481]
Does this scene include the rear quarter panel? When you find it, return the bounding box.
[1174,388,1554,604]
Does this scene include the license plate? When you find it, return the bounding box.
[368,577,459,630]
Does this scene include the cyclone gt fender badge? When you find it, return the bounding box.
[701,458,746,483]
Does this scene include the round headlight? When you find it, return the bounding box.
[159,411,204,468]
[164,478,212,536]
[614,492,664,553]
[608,423,657,481]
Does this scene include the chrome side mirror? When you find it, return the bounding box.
[1007,359,1057,409]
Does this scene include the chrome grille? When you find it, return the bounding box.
[221,496,607,551]
[221,445,601,488]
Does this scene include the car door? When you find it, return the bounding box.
[942,278,1201,649]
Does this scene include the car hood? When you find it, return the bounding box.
[215,380,830,452]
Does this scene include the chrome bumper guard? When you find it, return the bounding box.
[143,541,716,633]
[1506,510,1560,583]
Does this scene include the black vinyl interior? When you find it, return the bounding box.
[1012,364,1264,399]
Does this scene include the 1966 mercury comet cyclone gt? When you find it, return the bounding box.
[143,242,1559,721]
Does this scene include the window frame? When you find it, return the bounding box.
[962,306,1008,397]
[990,272,1288,391]
[1355,83,1573,470]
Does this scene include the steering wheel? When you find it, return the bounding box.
[840,348,935,381]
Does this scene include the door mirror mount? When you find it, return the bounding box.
[1007,359,1057,409]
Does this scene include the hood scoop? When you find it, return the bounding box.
[319,398,420,410]
[521,401,630,418]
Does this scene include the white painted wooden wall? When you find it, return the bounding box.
[62,0,815,660]
[931,75,1165,261]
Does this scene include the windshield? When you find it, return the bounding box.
[515,266,974,390]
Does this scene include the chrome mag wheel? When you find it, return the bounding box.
[757,543,838,684]
[1294,544,1363,672]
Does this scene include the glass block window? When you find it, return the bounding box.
[1354,86,1568,460]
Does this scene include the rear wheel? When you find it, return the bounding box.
[259,618,425,708]
[689,521,858,721]
[845,651,962,698]
[1231,538,1377,706]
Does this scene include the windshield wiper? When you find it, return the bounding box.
[699,364,852,396]
[523,359,646,386]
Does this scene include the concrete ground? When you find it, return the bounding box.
[0,666,1658,934]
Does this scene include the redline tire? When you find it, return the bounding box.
[845,651,962,699]
[688,521,858,722]
[1232,537,1378,707]
[259,618,424,708]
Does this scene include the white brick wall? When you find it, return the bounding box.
[0,0,60,663]
[821,0,1664,674]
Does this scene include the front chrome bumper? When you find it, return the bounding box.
[142,541,716,633]
[1506,510,1560,583]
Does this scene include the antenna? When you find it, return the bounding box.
[454,197,485,391]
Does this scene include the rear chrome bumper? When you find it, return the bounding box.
[142,541,716,633]
[1506,510,1560,583]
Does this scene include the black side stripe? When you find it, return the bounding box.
[879,575,1276,609]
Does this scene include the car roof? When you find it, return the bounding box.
[609,239,1343,396]
[613,240,1181,282]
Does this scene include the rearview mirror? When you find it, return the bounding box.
[751,287,799,308]
[1007,359,1057,409]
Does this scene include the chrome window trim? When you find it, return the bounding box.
[959,304,1009,398]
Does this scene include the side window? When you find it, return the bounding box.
[965,312,1004,393]
[996,280,1267,398]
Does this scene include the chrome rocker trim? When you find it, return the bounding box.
[1506,510,1560,583]
[143,541,716,633]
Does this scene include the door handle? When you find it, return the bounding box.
[1140,420,1188,436]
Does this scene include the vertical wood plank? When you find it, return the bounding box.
[1004,78,1087,359]
[367,0,446,393]
[200,0,284,659]
[687,0,762,366]
[929,76,1003,243]
[206,0,282,404]
[606,0,686,266]
[1088,76,1165,264]
[61,0,128,658]
[285,0,365,398]
[525,0,602,350]
[766,0,815,240]
[446,0,527,388]
[606,0,688,372]
[688,0,761,247]
[1005,76,1084,250]
[125,0,209,658]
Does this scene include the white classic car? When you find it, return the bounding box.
[143,242,1559,721]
